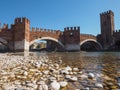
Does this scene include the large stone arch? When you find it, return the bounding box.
[30,37,65,48]
[80,39,103,50]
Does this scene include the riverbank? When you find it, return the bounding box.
[0,53,119,90]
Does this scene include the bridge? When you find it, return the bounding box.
[0,17,102,52]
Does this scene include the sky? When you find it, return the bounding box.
[0,0,120,35]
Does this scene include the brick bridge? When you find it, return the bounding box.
[0,17,102,52]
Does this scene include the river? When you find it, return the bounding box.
[31,51,120,89]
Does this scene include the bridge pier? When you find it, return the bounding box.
[14,40,29,52]
[65,44,80,51]
[63,27,80,51]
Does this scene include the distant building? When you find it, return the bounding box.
[97,10,120,50]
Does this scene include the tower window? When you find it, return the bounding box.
[70,32,73,37]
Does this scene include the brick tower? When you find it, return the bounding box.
[63,27,80,51]
[100,10,115,49]
[11,17,30,52]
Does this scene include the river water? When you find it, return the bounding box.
[32,51,120,88]
[33,51,120,77]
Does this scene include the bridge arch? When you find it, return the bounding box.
[0,38,8,45]
[0,38,10,51]
[80,39,103,51]
[30,37,64,48]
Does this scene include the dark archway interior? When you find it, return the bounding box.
[0,42,9,52]
[30,40,64,52]
[112,40,120,50]
[81,41,102,51]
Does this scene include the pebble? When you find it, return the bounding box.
[88,72,95,79]
[69,76,78,82]
[73,68,79,72]
[50,81,60,90]
[95,83,103,88]
[23,71,28,76]
[59,81,68,87]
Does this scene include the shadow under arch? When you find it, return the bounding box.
[30,37,65,48]
[0,38,10,52]
[80,39,103,51]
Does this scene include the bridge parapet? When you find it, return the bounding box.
[0,23,12,41]
[113,29,120,34]
[30,27,62,42]
[80,33,96,42]
[31,27,62,34]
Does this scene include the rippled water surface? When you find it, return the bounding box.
[34,51,120,79]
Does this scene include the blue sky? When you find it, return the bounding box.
[0,0,120,35]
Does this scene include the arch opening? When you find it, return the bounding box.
[80,39,103,51]
[0,38,10,52]
[30,37,65,52]
[109,40,120,51]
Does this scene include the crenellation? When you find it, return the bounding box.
[18,18,22,23]
[74,27,76,30]
[64,26,80,31]
[36,28,39,31]
[100,10,114,16]
[70,27,73,30]
[50,30,53,33]
[44,29,46,32]
[40,28,42,32]
[77,26,80,31]
[32,28,35,32]
[53,30,55,33]
[67,27,69,31]
[14,17,30,25]
[3,24,8,29]
[64,28,67,31]
[56,30,61,34]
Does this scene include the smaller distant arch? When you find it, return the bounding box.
[80,39,103,50]
[0,38,8,46]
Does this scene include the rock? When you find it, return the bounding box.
[2,84,16,90]
[26,83,34,87]
[50,81,60,90]
[80,74,88,79]
[81,87,90,90]
[14,81,21,85]
[88,73,95,79]
[23,71,28,76]
[65,66,72,71]
[38,84,48,90]
[95,83,103,88]
[73,68,79,72]
[59,81,68,87]
[54,64,59,69]
[37,81,45,85]
[43,70,49,75]
[60,69,69,74]
[65,75,71,79]
[78,71,83,74]
[49,76,56,82]
[69,76,78,82]
[35,64,41,68]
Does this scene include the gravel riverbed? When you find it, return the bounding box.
[0,53,119,90]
